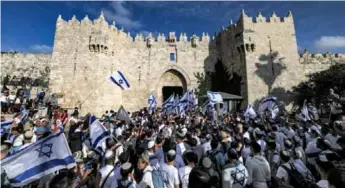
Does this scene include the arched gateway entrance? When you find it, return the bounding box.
[157,69,188,104]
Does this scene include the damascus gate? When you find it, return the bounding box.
[2,10,344,117]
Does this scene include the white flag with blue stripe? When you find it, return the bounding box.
[244,104,257,122]
[148,93,157,114]
[1,131,76,187]
[0,120,14,136]
[207,91,223,104]
[189,89,198,109]
[110,71,131,90]
[174,95,180,115]
[301,100,311,122]
[201,100,215,116]
[179,92,189,115]
[1,108,29,136]
[258,96,279,119]
[162,94,175,114]
[89,115,110,151]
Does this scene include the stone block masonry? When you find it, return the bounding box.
[1,10,344,116]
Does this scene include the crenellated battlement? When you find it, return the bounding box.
[299,49,345,64]
[56,12,211,48]
[224,9,294,35]
[239,9,293,24]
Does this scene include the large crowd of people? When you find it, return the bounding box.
[1,88,345,188]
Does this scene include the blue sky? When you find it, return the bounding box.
[2,1,345,54]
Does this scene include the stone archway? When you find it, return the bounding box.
[157,69,187,104]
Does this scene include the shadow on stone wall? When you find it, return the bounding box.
[210,59,242,96]
[253,51,299,111]
[251,87,297,113]
[254,51,287,94]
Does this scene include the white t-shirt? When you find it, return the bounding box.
[99,165,115,188]
[222,163,249,188]
[176,142,186,156]
[316,180,328,188]
[178,166,192,188]
[13,134,24,147]
[138,165,154,188]
[115,127,123,138]
[161,163,180,188]
[0,95,8,103]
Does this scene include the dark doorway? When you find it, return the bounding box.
[162,86,183,102]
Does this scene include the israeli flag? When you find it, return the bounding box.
[148,93,157,114]
[1,109,28,136]
[174,95,181,115]
[201,100,215,116]
[1,131,76,187]
[301,100,311,122]
[221,104,228,116]
[162,94,175,111]
[179,92,190,114]
[110,71,130,90]
[0,120,14,136]
[207,91,223,104]
[244,104,257,122]
[189,89,198,109]
[89,115,110,150]
[258,96,279,119]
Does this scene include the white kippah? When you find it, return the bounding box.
[147,140,155,149]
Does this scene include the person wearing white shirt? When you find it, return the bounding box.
[201,134,212,155]
[115,123,123,138]
[111,162,136,188]
[223,149,248,188]
[176,132,186,156]
[99,150,116,188]
[161,150,180,188]
[137,154,154,188]
[276,150,312,185]
[147,140,160,169]
[20,130,34,149]
[0,92,9,113]
[178,152,197,188]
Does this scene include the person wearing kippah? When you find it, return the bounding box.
[161,149,180,188]
[99,150,115,188]
[111,162,136,188]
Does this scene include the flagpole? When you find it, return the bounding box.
[78,79,107,110]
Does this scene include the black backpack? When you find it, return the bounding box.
[281,163,316,188]
[206,150,222,172]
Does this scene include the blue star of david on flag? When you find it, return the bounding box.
[110,71,130,90]
[35,143,53,158]
[231,168,248,186]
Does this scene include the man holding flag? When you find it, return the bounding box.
[148,92,157,114]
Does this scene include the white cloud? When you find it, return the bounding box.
[30,45,52,53]
[314,36,345,51]
[102,2,142,30]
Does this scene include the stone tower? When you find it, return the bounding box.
[49,12,212,116]
[210,10,304,107]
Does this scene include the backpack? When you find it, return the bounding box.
[206,150,222,171]
[149,168,164,188]
[117,179,133,188]
[281,163,316,188]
